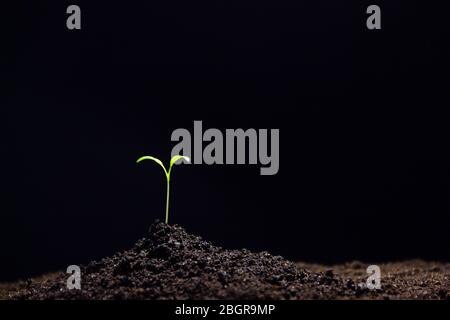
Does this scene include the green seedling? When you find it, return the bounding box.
[136,155,190,224]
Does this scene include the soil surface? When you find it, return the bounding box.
[2,221,449,300]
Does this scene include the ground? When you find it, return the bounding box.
[297,260,449,299]
[1,222,448,300]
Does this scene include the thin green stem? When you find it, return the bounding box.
[165,176,170,224]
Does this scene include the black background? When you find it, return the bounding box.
[1,1,449,281]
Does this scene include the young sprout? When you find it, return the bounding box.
[136,155,190,224]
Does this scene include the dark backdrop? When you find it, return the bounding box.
[1,1,449,281]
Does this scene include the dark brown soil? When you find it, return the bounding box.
[3,221,449,300]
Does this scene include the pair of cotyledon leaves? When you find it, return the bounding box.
[136,155,190,180]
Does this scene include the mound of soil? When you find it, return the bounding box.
[6,221,449,300]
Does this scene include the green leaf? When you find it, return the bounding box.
[136,155,168,176]
[170,155,190,168]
